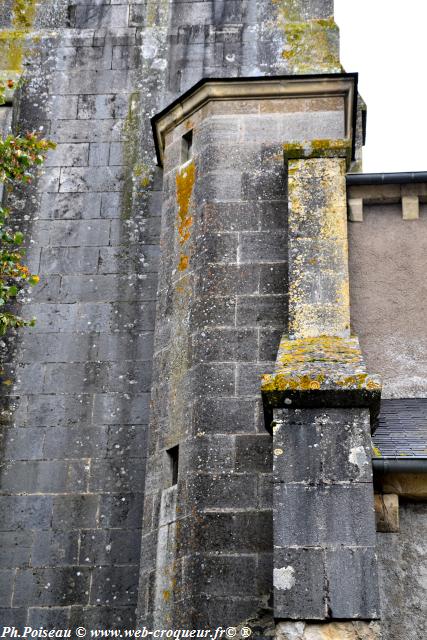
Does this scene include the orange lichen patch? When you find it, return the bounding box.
[175,161,196,272]
[178,255,189,272]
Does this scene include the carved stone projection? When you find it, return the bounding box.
[262,126,381,634]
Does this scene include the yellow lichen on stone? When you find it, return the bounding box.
[287,156,350,338]
[0,1,37,71]
[261,335,382,394]
[175,160,196,272]
[273,2,341,75]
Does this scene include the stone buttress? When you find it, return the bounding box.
[262,143,382,638]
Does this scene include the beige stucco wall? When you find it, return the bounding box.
[349,203,427,398]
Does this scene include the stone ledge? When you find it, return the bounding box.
[262,336,381,430]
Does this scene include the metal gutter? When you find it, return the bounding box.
[373,459,427,474]
[347,171,427,186]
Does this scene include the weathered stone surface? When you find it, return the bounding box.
[378,503,427,640]
[275,621,381,640]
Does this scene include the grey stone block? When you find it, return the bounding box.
[0,608,27,630]
[13,568,91,607]
[273,408,372,484]
[97,331,154,361]
[78,93,129,121]
[239,231,287,263]
[28,607,71,627]
[0,427,45,460]
[59,166,124,193]
[0,496,53,531]
[50,119,124,143]
[235,434,272,473]
[197,263,260,296]
[237,363,273,396]
[193,397,257,434]
[107,425,148,459]
[31,531,79,567]
[194,231,238,266]
[89,142,111,166]
[41,246,100,275]
[45,143,89,167]
[193,363,235,396]
[75,44,113,70]
[185,473,258,510]
[52,495,99,530]
[39,192,102,220]
[99,493,143,529]
[183,435,236,474]
[326,547,380,619]
[259,262,288,296]
[0,570,14,607]
[183,554,258,597]
[89,458,142,492]
[0,532,33,568]
[274,484,377,547]
[236,295,287,327]
[92,393,150,425]
[180,511,272,554]
[0,460,89,494]
[274,547,325,620]
[80,528,141,566]
[259,328,282,361]
[32,219,111,246]
[90,566,139,605]
[191,294,236,328]
[192,328,258,363]
[43,426,109,459]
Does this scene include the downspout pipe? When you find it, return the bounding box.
[347,171,427,185]
[373,459,427,474]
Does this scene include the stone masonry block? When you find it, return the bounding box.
[79,528,141,566]
[39,192,102,220]
[90,566,139,606]
[31,531,79,567]
[0,570,14,607]
[273,408,372,484]
[274,547,325,620]
[98,493,143,529]
[236,295,287,328]
[45,143,89,167]
[52,495,99,530]
[0,532,32,569]
[193,397,257,434]
[0,460,89,494]
[185,473,258,510]
[183,554,258,597]
[235,434,272,473]
[326,547,380,619]
[274,483,377,547]
[192,328,258,363]
[239,231,287,263]
[13,568,91,607]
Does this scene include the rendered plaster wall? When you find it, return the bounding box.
[377,502,427,640]
[349,203,427,398]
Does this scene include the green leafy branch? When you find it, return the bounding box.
[0,79,55,335]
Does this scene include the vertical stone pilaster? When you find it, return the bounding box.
[262,140,381,632]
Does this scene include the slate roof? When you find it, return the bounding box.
[373,398,427,458]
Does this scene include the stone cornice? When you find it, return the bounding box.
[152,73,358,166]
